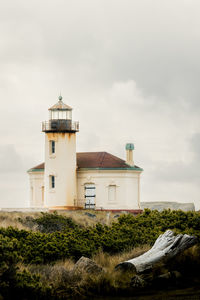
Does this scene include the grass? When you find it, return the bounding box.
[20,245,200,299]
[1,210,200,299]
[0,210,119,230]
[23,246,149,298]
[92,245,150,270]
[0,211,40,230]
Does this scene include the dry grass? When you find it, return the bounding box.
[84,245,152,294]
[0,211,40,230]
[0,210,120,230]
[15,246,200,298]
[23,245,150,298]
[92,245,150,270]
[26,258,75,285]
[58,209,118,227]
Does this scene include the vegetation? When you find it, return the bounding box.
[0,209,199,299]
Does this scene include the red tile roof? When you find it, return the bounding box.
[29,152,142,171]
[77,152,130,168]
[31,163,45,170]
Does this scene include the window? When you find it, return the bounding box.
[58,111,63,119]
[49,140,55,155]
[66,110,72,120]
[50,175,55,189]
[51,141,55,154]
[85,184,96,209]
[108,185,116,203]
[52,111,58,120]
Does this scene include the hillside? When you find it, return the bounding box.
[0,209,200,299]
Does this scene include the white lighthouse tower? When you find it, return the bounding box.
[42,96,79,210]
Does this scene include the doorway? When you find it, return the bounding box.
[84,184,96,209]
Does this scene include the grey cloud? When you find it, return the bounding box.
[1,0,200,103]
[153,161,200,183]
[0,145,24,173]
[153,132,200,183]
[190,133,200,160]
[0,0,200,209]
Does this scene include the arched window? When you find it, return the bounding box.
[84,183,96,209]
[108,185,116,203]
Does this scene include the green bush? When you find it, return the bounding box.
[0,209,200,298]
[0,235,51,299]
[19,211,78,233]
[0,210,199,265]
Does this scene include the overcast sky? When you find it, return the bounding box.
[0,0,200,209]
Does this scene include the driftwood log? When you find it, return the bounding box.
[115,230,198,273]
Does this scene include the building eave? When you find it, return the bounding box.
[27,168,44,173]
[28,167,143,172]
[77,167,143,171]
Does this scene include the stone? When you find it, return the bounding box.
[73,256,103,274]
[84,212,96,218]
[141,202,195,212]
[131,275,146,288]
[114,214,120,218]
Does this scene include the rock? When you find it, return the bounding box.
[131,275,146,288]
[114,214,120,218]
[141,202,195,212]
[84,212,96,218]
[73,256,103,274]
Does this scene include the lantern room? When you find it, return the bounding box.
[42,95,79,133]
[49,95,72,120]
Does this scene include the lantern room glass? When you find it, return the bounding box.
[50,110,72,120]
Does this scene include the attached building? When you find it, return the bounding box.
[28,96,143,212]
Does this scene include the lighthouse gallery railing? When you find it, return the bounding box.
[42,120,79,132]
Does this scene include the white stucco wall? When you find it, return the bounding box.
[76,169,142,210]
[28,168,142,210]
[28,172,44,207]
[44,132,77,208]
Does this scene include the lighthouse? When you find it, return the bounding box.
[42,95,79,209]
[28,95,143,212]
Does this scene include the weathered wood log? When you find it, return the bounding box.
[115,230,198,273]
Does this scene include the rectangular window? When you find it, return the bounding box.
[52,111,58,120]
[49,140,55,155]
[66,110,72,120]
[50,175,55,189]
[51,141,55,154]
[58,111,63,119]
[108,185,116,203]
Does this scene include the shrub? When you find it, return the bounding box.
[0,234,51,299]
[19,211,78,233]
[0,210,199,265]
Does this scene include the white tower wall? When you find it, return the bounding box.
[44,132,77,209]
